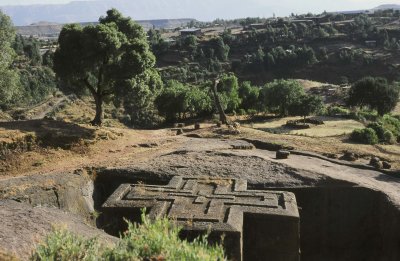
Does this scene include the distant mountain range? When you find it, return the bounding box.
[1,1,399,27]
[373,4,400,10]
[0,0,291,26]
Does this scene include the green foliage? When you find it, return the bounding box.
[351,15,374,38]
[350,128,379,145]
[382,114,400,139]
[242,45,317,73]
[117,69,163,128]
[155,80,212,122]
[289,94,324,119]
[104,213,225,261]
[31,229,101,261]
[313,27,329,38]
[217,73,241,113]
[327,106,349,116]
[383,130,396,144]
[181,35,198,55]
[13,35,42,65]
[42,50,54,68]
[338,48,374,65]
[147,29,170,57]
[238,81,260,111]
[19,66,57,105]
[54,9,158,125]
[262,79,305,116]
[347,77,399,116]
[208,37,230,61]
[32,211,225,261]
[0,10,21,109]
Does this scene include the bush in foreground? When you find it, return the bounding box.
[350,128,379,145]
[32,211,226,261]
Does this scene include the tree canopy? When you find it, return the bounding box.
[262,79,304,116]
[54,9,160,125]
[347,77,399,116]
[216,73,241,113]
[0,11,21,109]
[289,94,323,121]
[155,80,211,122]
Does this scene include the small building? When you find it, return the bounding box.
[179,28,202,36]
[365,40,377,48]
[290,19,314,25]
[249,23,265,29]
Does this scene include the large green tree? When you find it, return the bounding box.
[239,81,260,111]
[347,77,399,116]
[262,79,304,116]
[0,11,20,109]
[289,94,323,122]
[155,80,211,123]
[54,9,159,125]
[216,73,241,113]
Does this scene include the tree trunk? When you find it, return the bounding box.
[92,94,103,126]
[212,79,228,124]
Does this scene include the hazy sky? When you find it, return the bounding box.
[0,0,398,13]
[0,0,400,11]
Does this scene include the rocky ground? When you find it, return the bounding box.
[0,122,399,260]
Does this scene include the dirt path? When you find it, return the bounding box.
[0,128,181,180]
[30,97,66,120]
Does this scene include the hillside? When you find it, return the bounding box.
[373,4,400,10]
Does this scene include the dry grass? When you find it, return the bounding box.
[0,250,19,261]
[247,116,364,137]
[393,103,400,116]
[55,96,125,128]
[235,127,400,169]
[296,79,328,90]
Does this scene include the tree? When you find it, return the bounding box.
[19,66,57,104]
[23,37,42,65]
[0,10,21,109]
[54,9,158,125]
[289,94,323,122]
[209,37,230,61]
[155,80,211,122]
[262,79,304,116]
[211,78,228,124]
[155,80,188,122]
[216,73,241,113]
[182,35,198,55]
[347,77,399,116]
[13,35,42,65]
[239,81,260,111]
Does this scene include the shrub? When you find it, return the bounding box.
[357,110,379,121]
[237,109,246,116]
[247,109,258,117]
[367,122,386,141]
[382,115,400,138]
[327,106,349,116]
[31,229,101,260]
[32,211,226,261]
[350,128,379,145]
[347,77,399,116]
[383,130,396,144]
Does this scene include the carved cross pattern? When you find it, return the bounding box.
[102,176,300,261]
[103,176,296,232]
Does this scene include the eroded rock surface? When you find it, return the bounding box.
[0,200,116,260]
